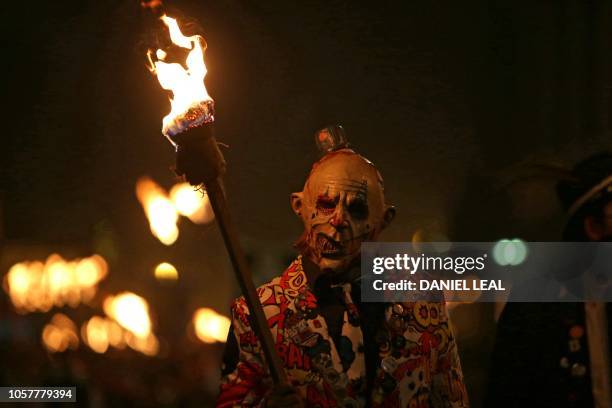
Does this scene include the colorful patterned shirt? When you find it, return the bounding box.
[217,256,469,407]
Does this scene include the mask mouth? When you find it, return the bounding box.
[316,233,345,259]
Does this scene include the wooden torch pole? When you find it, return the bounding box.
[171,122,287,385]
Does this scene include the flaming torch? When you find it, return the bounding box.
[146,15,286,383]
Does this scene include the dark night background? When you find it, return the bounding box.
[1,0,612,406]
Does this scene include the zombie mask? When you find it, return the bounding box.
[291,146,395,274]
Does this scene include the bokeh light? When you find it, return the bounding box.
[170,182,215,225]
[103,292,152,338]
[42,313,80,353]
[493,239,528,266]
[193,308,231,343]
[136,177,180,246]
[3,254,108,313]
[154,262,179,281]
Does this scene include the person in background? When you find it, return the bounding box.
[486,152,612,407]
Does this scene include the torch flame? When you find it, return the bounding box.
[3,254,108,313]
[147,15,213,140]
[103,292,152,339]
[82,316,111,354]
[136,177,179,245]
[42,313,80,353]
[193,307,231,343]
[169,182,214,224]
[81,313,158,356]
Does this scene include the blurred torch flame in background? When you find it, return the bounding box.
[5,4,226,370]
[103,292,152,338]
[42,313,80,353]
[136,178,215,245]
[193,307,230,343]
[81,292,159,356]
[136,177,179,245]
[170,182,214,224]
[81,316,159,356]
[82,316,123,354]
[124,330,159,356]
[3,254,108,313]
[147,15,212,139]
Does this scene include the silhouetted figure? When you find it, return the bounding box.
[487,152,612,407]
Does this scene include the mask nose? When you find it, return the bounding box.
[330,205,349,229]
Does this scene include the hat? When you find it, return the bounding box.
[557,152,612,239]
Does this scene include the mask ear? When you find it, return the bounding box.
[382,205,396,230]
[290,192,304,217]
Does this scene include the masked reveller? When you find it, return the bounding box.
[216,126,469,407]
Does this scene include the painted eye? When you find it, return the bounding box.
[316,197,336,214]
[348,200,368,219]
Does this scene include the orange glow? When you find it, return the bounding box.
[147,15,213,139]
[136,177,179,245]
[42,313,80,353]
[140,0,163,11]
[106,318,127,350]
[169,182,214,224]
[193,308,231,343]
[125,331,160,356]
[82,312,158,356]
[103,292,152,338]
[4,254,108,313]
[154,262,179,280]
[82,316,110,354]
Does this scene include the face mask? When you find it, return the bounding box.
[292,151,393,274]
